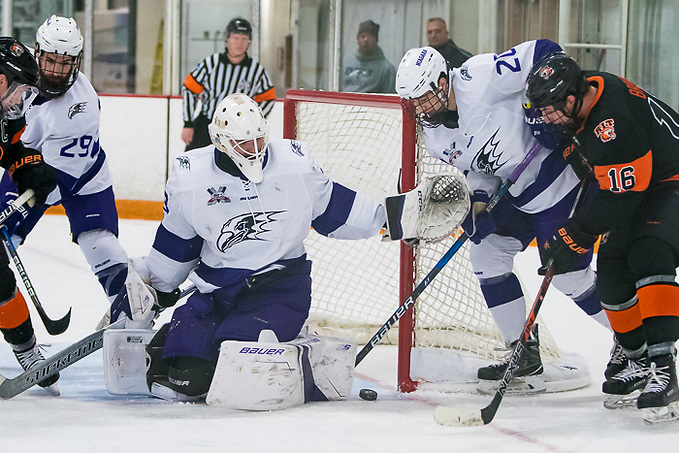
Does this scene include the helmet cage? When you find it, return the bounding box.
[209,94,269,183]
[0,80,39,119]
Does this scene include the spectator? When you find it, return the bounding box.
[426,17,472,69]
[342,20,396,93]
[181,17,275,151]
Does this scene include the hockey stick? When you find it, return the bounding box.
[434,178,589,426]
[1,227,72,335]
[355,142,544,366]
[0,285,197,399]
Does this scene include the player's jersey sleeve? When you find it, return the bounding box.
[302,148,385,239]
[147,156,203,291]
[0,117,30,170]
[181,55,211,123]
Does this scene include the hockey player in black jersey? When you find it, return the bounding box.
[0,37,58,393]
[527,53,679,424]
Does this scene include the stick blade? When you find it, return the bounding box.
[434,404,485,427]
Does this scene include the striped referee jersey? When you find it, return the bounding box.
[182,52,275,125]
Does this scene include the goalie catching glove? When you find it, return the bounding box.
[539,219,598,275]
[384,171,470,245]
[97,257,180,330]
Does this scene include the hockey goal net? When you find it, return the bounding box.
[283,90,588,393]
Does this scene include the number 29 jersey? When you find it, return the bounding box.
[22,73,112,197]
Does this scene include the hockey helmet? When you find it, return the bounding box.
[526,52,589,113]
[35,15,84,98]
[209,93,269,183]
[0,37,40,119]
[396,47,450,126]
[396,46,448,100]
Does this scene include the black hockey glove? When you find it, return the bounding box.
[10,150,57,206]
[156,287,181,310]
[539,220,598,275]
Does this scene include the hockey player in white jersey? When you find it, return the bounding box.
[102,93,390,406]
[0,16,129,390]
[396,40,617,389]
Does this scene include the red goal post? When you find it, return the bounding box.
[282,89,588,394]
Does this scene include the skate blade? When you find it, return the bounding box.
[603,390,639,410]
[477,375,546,395]
[642,401,679,424]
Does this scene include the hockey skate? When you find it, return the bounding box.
[604,338,626,380]
[602,355,648,409]
[637,353,679,424]
[477,326,544,395]
[12,337,60,396]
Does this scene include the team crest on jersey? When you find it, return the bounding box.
[459,66,472,81]
[207,186,230,205]
[442,143,462,164]
[217,210,285,251]
[176,155,190,170]
[473,127,509,175]
[594,118,616,143]
[68,102,87,118]
[237,80,252,92]
[10,43,24,57]
[290,140,303,156]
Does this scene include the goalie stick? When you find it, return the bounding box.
[434,178,589,427]
[0,285,197,399]
[355,142,543,366]
[1,227,72,335]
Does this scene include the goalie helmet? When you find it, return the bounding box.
[208,93,269,183]
[526,52,589,133]
[396,47,449,126]
[35,15,84,98]
[0,38,40,119]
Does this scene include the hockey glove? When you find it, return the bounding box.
[461,191,497,244]
[10,149,57,206]
[562,142,593,181]
[539,220,598,275]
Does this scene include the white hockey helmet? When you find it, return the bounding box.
[395,46,448,100]
[35,15,84,98]
[209,93,269,183]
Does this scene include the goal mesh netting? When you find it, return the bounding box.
[283,90,583,393]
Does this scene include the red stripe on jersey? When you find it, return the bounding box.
[594,149,652,193]
[253,87,276,103]
[11,124,25,144]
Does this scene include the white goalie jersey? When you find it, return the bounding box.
[423,39,580,213]
[147,139,386,293]
[23,73,112,198]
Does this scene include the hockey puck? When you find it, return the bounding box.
[359,388,378,401]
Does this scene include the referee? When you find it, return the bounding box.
[181,18,276,151]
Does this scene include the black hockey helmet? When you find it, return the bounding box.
[0,37,40,87]
[226,18,252,39]
[526,52,588,113]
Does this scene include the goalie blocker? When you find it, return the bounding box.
[103,328,356,410]
[384,171,470,244]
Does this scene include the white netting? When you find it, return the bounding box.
[287,92,569,389]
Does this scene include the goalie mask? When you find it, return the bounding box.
[526,52,589,135]
[35,15,84,99]
[396,46,449,127]
[209,93,269,183]
[0,38,39,119]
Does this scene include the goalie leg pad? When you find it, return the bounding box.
[103,329,156,395]
[206,338,314,410]
[290,333,357,401]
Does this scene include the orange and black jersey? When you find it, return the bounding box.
[572,71,679,235]
[0,117,33,173]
